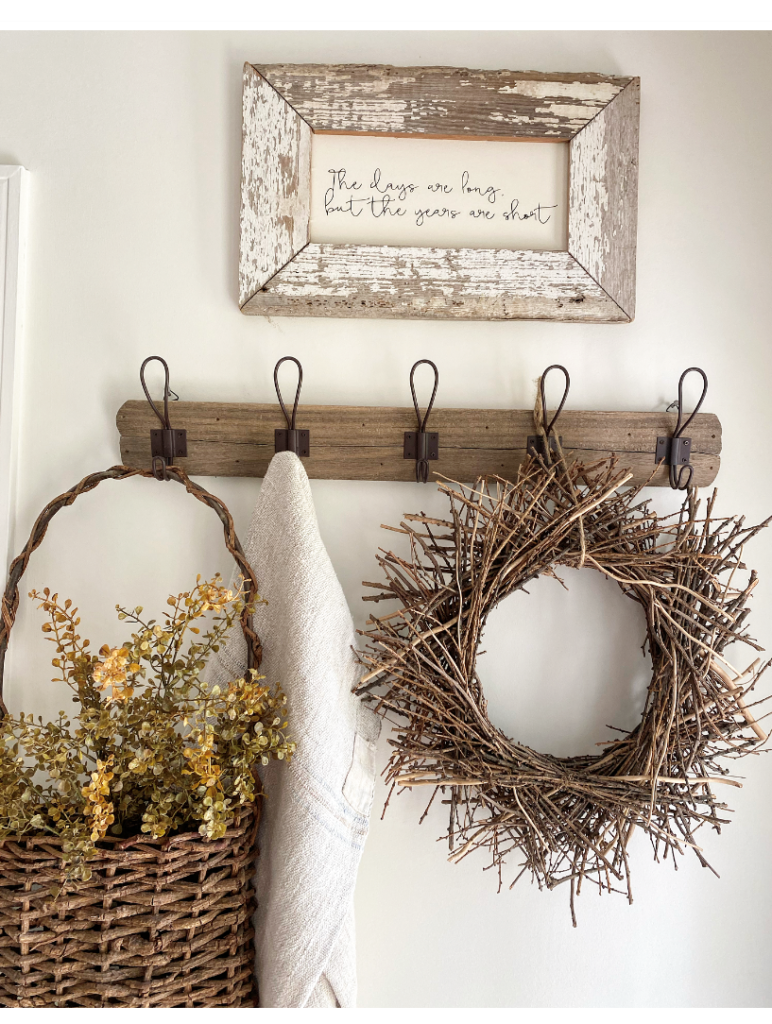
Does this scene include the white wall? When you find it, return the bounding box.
[1,31,771,1007]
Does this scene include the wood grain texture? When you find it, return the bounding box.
[568,79,640,319]
[254,64,632,140]
[117,403,721,487]
[239,64,311,305]
[242,245,627,322]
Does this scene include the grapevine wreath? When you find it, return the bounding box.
[356,431,770,921]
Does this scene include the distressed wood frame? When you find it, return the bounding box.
[0,166,28,572]
[239,63,640,323]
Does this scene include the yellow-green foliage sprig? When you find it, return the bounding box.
[0,576,294,883]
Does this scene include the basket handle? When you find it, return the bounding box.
[0,465,262,717]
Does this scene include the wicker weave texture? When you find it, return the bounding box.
[0,804,260,1007]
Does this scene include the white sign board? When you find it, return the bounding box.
[310,134,568,251]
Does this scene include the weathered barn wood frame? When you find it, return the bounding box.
[239,63,640,323]
[117,403,720,488]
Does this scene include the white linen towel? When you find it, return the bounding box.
[208,451,380,1008]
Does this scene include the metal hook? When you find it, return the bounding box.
[655,366,709,490]
[528,364,571,458]
[540,364,571,438]
[410,360,439,435]
[673,366,708,439]
[274,356,303,431]
[140,356,173,431]
[404,360,440,483]
[139,356,187,480]
[273,356,310,456]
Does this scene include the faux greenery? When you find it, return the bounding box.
[0,575,294,881]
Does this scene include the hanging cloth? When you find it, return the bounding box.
[207,451,380,1008]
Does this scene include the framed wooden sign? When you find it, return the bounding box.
[239,64,640,323]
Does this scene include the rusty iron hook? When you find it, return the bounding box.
[139,356,186,481]
[408,360,440,484]
[539,364,571,439]
[668,367,708,490]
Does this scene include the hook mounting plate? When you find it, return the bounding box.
[656,435,692,467]
[527,435,562,459]
[275,428,310,457]
[150,428,187,462]
[404,432,439,462]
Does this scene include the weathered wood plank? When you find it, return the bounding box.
[569,79,640,319]
[254,65,632,140]
[118,436,718,488]
[117,403,722,452]
[239,64,311,305]
[117,403,721,487]
[243,245,627,322]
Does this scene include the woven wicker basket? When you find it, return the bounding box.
[0,466,264,1007]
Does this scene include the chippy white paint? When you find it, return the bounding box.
[243,244,624,322]
[547,103,605,121]
[0,166,28,573]
[239,65,310,306]
[569,81,640,319]
[254,64,633,140]
[498,80,621,102]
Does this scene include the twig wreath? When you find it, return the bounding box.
[356,382,770,922]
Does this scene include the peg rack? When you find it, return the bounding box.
[116,402,722,487]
